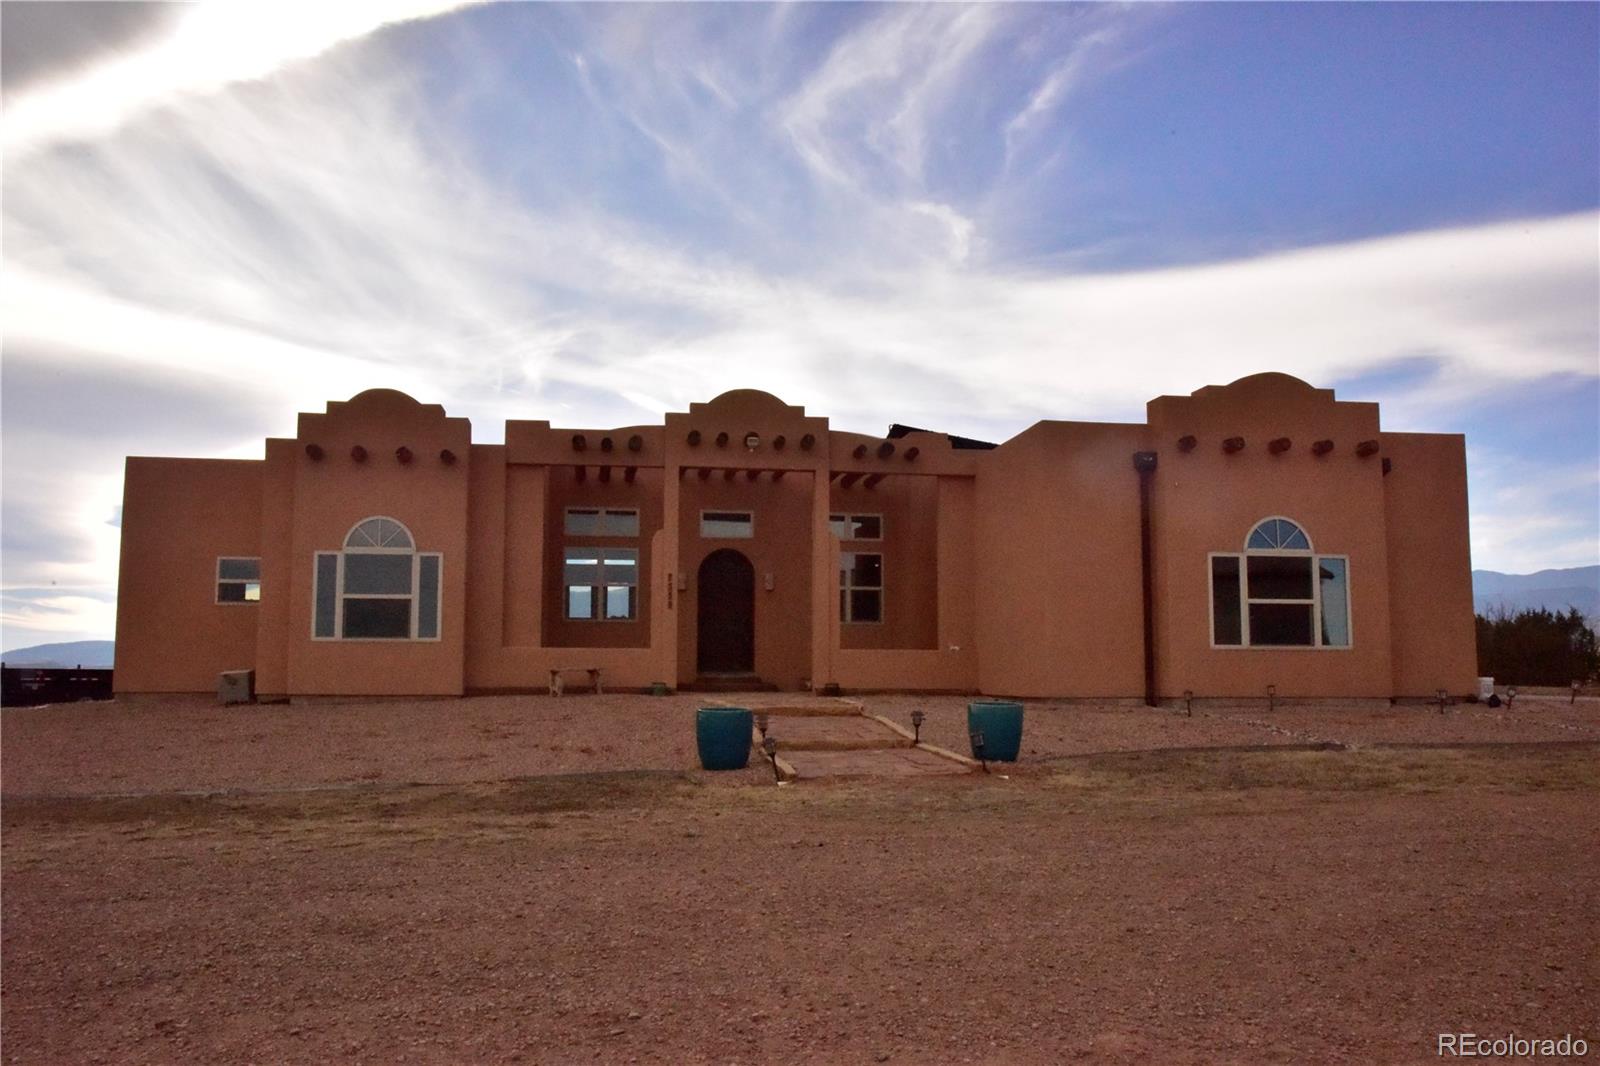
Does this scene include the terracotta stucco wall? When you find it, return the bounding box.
[1147,374,1394,698]
[253,440,296,698]
[831,475,938,651]
[1382,432,1477,696]
[974,422,1149,698]
[675,471,815,689]
[283,391,471,697]
[542,468,663,649]
[114,458,263,693]
[832,475,978,691]
[117,379,1478,700]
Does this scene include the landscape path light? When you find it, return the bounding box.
[969,729,988,773]
[761,735,781,782]
[1436,689,1449,715]
[910,710,925,744]
[1183,690,1194,717]
[1573,681,1582,705]
[1506,686,1518,709]
[1267,684,1277,713]
[755,712,769,739]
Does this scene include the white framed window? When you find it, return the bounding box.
[216,557,261,604]
[564,508,640,537]
[1210,517,1350,649]
[564,547,639,620]
[312,517,442,640]
[828,513,883,540]
[840,552,883,624]
[700,510,753,538]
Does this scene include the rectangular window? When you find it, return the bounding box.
[343,553,412,595]
[1249,602,1314,646]
[828,513,883,540]
[840,552,883,623]
[565,508,639,537]
[1247,556,1312,600]
[1318,557,1350,647]
[564,547,638,620]
[216,557,261,604]
[314,553,337,637]
[342,552,412,639]
[312,551,442,640]
[700,511,753,538]
[417,554,441,640]
[1209,552,1350,649]
[343,597,412,639]
[1210,556,1242,645]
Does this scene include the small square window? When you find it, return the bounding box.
[217,557,262,604]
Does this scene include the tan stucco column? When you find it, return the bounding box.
[652,461,682,687]
[809,468,836,690]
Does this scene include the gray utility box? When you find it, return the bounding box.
[218,669,255,705]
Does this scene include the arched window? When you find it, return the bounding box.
[345,517,413,550]
[1245,517,1311,552]
[1210,517,1349,649]
[312,517,441,641]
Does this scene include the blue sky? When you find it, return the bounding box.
[2,1,1597,651]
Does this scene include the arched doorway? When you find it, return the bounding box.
[697,549,755,674]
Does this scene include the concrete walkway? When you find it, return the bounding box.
[720,697,973,780]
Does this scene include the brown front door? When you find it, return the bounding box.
[697,549,755,673]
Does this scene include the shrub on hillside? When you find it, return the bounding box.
[1476,607,1599,686]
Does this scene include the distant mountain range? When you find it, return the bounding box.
[1,640,114,669]
[1473,566,1598,623]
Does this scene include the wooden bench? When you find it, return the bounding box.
[549,667,603,697]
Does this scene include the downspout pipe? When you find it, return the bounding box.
[1133,451,1158,707]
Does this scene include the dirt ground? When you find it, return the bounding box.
[3,695,1597,1064]
[5,692,1594,797]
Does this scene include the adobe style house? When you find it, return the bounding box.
[114,374,1477,701]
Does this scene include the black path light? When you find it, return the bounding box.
[1436,689,1450,715]
[1183,690,1194,717]
[1505,686,1518,709]
[910,709,925,743]
[1266,684,1277,713]
[761,735,781,782]
[969,729,988,773]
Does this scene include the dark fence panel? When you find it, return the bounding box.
[1,667,115,707]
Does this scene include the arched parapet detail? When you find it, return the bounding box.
[293,388,472,455]
[1145,371,1377,440]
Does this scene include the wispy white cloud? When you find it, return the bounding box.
[3,0,473,155]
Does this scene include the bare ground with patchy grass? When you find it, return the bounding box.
[4,741,1598,1064]
[3,695,1597,1064]
[8,693,1593,798]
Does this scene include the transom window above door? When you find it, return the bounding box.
[564,508,639,537]
[700,511,753,538]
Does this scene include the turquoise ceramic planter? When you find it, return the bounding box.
[967,700,1024,762]
[696,707,753,770]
